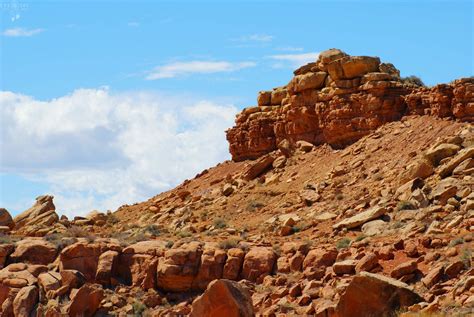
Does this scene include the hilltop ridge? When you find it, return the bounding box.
[0,49,472,316]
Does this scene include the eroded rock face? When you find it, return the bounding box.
[10,239,58,265]
[226,49,474,161]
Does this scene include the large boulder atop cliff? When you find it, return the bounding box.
[190,279,254,317]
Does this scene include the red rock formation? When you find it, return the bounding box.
[226,49,474,161]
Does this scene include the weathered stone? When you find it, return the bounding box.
[0,209,14,230]
[333,206,387,230]
[336,272,423,316]
[10,239,57,265]
[288,72,327,93]
[327,56,380,80]
[424,143,460,166]
[190,279,254,317]
[65,283,104,317]
[241,247,276,283]
[13,285,38,317]
[242,155,275,181]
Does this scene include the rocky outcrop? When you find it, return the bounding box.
[13,195,59,236]
[226,49,474,161]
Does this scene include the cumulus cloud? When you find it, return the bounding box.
[146,61,256,80]
[2,27,44,37]
[0,89,238,217]
[268,52,320,68]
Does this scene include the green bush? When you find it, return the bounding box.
[401,75,425,87]
[336,237,351,250]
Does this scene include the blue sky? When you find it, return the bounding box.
[1,0,472,217]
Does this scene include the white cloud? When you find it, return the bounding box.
[146,61,256,80]
[2,27,44,37]
[127,22,139,27]
[276,46,304,52]
[0,89,238,217]
[268,52,320,68]
[233,34,274,43]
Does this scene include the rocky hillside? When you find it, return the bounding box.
[0,49,472,316]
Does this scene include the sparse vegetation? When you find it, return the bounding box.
[64,226,96,242]
[218,238,240,250]
[213,218,227,229]
[132,300,147,316]
[44,233,75,250]
[165,241,174,248]
[460,248,471,268]
[335,192,344,201]
[355,234,367,242]
[449,237,464,247]
[396,200,416,211]
[0,234,20,244]
[176,230,192,238]
[246,200,265,211]
[336,237,351,250]
[401,75,425,87]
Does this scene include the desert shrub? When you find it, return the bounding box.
[460,248,472,268]
[218,238,240,250]
[176,230,192,238]
[336,237,351,250]
[106,213,119,225]
[396,200,416,211]
[0,234,20,244]
[449,237,464,247]
[213,218,227,229]
[355,234,367,242]
[165,241,174,248]
[65,226,96,242]
[401,75,425,87]
[335,193,344,201]
[44,233,75,250]
[143,224,160,236]
[132,300,146,316]
[246,200,265,211]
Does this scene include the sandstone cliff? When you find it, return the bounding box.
[226,49,473,161]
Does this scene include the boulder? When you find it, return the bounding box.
[355,253,379,273]
[10,239,57,265]
[190,279,254,317]
[13,285,38,317]
[223,248,245,280]
[242,155,275,181]
[333,260,356,275]
[333,206,387,230]
[335,272,423,316]
[193,247,227,290]
[288,72,327,93]
[59,240,121,281]
[13,195,58,230]
[157,242,202,291]
[118,240,165,289]
[390,260,417,279]
[65,283,104,317]
[257,91,271,107]
[317,48,348,70]
[439,147,474,177]
[95,250,119,286]
[0,244,14,269]
[0,209,14,229]
[302,248,338,270]
[271,87,287,105]
[424,143,460,166]
[241,247,276,283]
[327,56,380,80]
